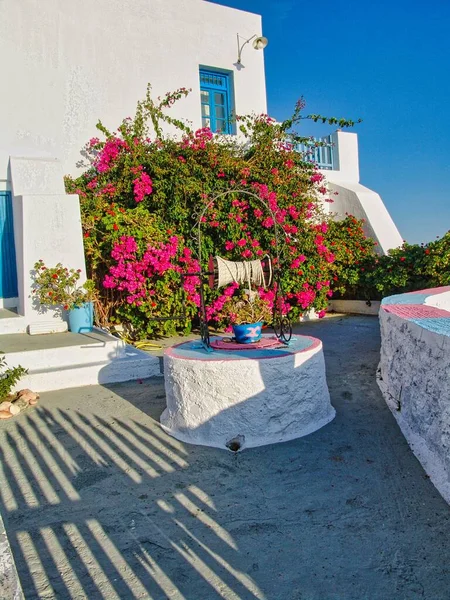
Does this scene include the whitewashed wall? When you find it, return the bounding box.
[378,291,450,504]
[326,180,403,254]
[320,131,403,254]
[0,0,267,180]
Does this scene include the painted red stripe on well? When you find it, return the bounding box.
[382,304,450,318]
[409,286,450,295]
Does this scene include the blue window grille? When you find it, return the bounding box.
[296,136,334,170]
[0,191,18,299]
[199,69,233,134]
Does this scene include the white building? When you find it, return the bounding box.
[312,131,403,254]
[0,0,267,180]
[0,0,267,327]
[0,0,401,341]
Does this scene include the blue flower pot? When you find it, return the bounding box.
[232,322,263,344]
[68,302,94,333]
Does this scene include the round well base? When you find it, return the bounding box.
[161,335,335,450]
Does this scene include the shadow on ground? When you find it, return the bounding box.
[1,316,450,599]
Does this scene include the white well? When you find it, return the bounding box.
[161,335,335,450]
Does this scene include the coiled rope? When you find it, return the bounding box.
[215,255,272,291]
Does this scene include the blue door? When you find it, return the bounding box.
[0,191,18,299]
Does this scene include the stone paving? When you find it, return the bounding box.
[1,316,450,599]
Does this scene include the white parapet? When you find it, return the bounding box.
[327,131,360,182]
[328,299,381,316]
[161,335,335,450]
[318,130,403,255]
[378,287,450,503]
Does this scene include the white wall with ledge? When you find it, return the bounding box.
[0,0,267,181]
[0,0,267,324]
[1,157,87,334]
[378,287,450,504]
[319,131,403,254]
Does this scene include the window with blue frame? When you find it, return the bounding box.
[199,69,233,134]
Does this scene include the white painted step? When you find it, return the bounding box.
[0,308,27,335]
[0,328,162,392]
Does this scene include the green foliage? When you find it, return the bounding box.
[328,216,377,299]
[33,261,96,310]
[65,84,368,338]
[0,355,28,400]
[219,292,273,325]
[332,230,450,300]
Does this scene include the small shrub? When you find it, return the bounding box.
[0,355,28,400]
[33,261,96,310]
[215,287,273,326]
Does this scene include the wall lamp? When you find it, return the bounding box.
[236,34,268,65]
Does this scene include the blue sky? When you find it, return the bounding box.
[213,0,450,244]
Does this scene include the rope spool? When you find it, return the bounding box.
[212,255,272,290]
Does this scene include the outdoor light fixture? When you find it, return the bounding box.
[236,34,268,65]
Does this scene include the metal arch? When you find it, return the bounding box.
[193,188,292,348]
[194,189,283,267]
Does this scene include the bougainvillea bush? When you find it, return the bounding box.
[65,85,369,338]
[334,232,450,301]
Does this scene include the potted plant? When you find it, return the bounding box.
[219,291,273,344]
[33,261,96,333]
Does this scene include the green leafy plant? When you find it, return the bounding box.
[218,290,273,326]
[0,355,28,400]
[65,84,366,338]
[331,230,450,301]
[33,261,96,310]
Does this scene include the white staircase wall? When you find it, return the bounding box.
[326,180,403,254]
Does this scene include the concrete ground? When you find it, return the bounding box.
[1,316,450,600]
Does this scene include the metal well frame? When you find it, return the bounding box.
[192,189,292,350]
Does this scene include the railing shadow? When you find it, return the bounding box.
[0,387,266,599]
[2,317,450,599]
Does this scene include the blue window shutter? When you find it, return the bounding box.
[199,69,232,134]
[0,191,18,299]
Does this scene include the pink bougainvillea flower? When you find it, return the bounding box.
[262,217,274,228]
[310,172,324,184]
[133,171,153,203]
[95,137,128,173]
[288,205,299,220]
